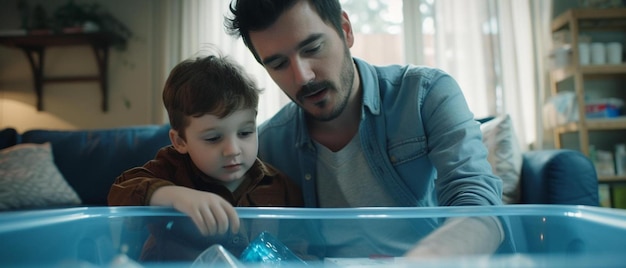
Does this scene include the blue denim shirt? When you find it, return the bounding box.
[258,58,503,208]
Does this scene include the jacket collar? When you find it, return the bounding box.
[354,57,381,116]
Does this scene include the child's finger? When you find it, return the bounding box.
[190,210,209,236]
[212,203,230,235]
[200,207,218,236]
[224,204,240,233]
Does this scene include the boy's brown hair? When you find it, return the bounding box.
[162,54,261,140]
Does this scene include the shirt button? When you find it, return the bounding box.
[232,236,240,244]
[305,174,311,180]
[390,156,397,163]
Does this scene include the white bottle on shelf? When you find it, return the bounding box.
[615,144,626,175]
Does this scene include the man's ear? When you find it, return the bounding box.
[341,11,354,48]
[169,129,188,154]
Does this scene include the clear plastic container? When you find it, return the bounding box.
[1,206,626,267]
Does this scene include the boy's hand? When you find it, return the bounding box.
[150,186,240,236]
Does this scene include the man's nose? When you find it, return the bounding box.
[291,58,315,86]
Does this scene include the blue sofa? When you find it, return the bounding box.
[0,125,171,206]
[0,124,599,208]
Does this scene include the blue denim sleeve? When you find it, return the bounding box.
[421,72,503,206]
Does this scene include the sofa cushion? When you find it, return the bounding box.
[0,143,81,210]
[480,114,523,204]
[20,124,171,205]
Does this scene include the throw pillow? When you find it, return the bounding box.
[480,115,523,204]
[0,142,81,210]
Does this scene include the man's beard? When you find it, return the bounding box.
[299,47,355,122]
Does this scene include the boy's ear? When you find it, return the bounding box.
[169,129,188,154]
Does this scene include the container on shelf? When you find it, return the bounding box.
[591,42,607,64]
[606,42,623,64]
[585,98,624,118]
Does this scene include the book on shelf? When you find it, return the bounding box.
[599,184,612,208]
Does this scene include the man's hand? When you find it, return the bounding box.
[404,216,503,258]
[150,186,240,236]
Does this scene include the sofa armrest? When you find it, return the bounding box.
[0,128,18,150]
[520,149,599,206]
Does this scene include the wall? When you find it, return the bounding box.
[0,0,164,132]
[552,0,579,18]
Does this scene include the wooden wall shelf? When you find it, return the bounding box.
[0,32,126,112]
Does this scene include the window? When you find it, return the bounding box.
[341,0,538,147]
[341,0,405,65]
[343,0,498,118]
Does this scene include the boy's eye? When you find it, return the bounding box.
[204,136,221,143]
[239,131,254,138]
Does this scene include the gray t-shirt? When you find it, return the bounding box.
[315,134,397,208]
[315,134,431,257]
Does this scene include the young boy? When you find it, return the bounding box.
[108,54,304,261]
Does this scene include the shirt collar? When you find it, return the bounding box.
[354,57,381,116]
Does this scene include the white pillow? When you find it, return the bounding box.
[0,142,81,210]
[480,115,523,204]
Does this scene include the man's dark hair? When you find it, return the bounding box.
[162,54,261,139]
[225,0,343,63]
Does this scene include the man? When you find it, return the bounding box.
[225,0,509,258]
